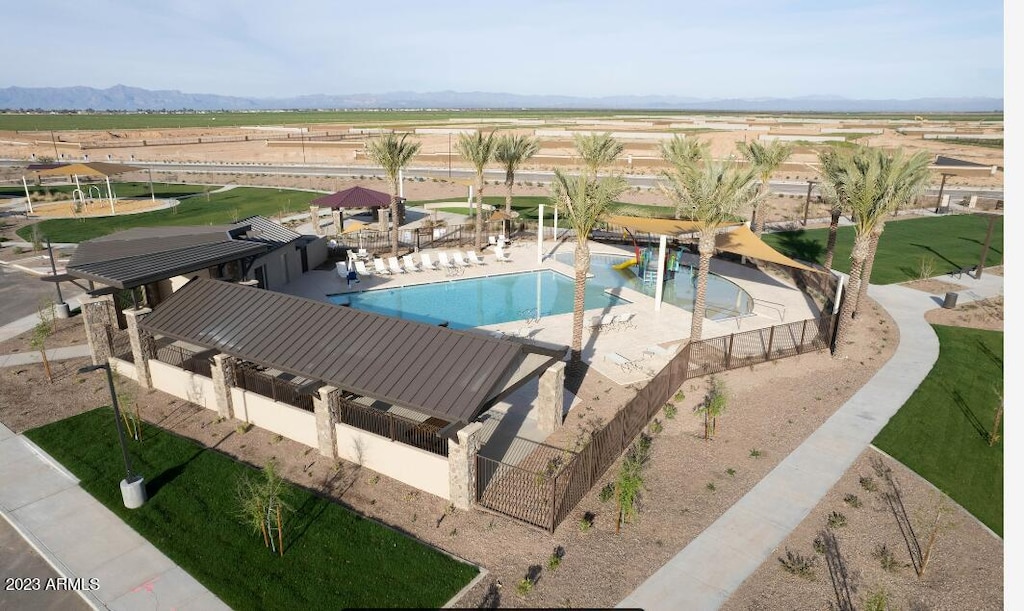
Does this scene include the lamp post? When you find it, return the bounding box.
[77,361,147,509]
[802,180,817,227]
[934,173,952,214]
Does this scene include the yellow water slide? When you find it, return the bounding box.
[612,258,638,270]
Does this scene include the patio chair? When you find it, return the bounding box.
[493,247,512,263]
[357,248,368,259]
[355,260,373,276]
[437,251,456,270]
[612,312,636,330]
[452,251,472,268]
[419,252,440,271]
[487,236,499,247]
[373,258,391,275]
[605,352,645,373]
[336,261,349,278]
[387,256,406,274]
[466,250,487,265]
[402,254,422,272]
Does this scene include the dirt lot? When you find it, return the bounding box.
[0,294,913,609]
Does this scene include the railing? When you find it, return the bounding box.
[475,438,573,531]
[232,364,314,413]
[109,328,134,363]
[337,398,449,457]
[686,314,835,377]
[155,344,212,378]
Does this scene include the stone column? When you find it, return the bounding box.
[332,209,343,236]
[968,195,978,209]
[448,422,484,510]
[80,294,116,365]
[210,355,237,420]
[377,208,389,233]
[313,385,341,459]
[123,307,156,389]
[537,361,566,434]
[309,205,321,235]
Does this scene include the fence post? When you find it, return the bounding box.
[726,334,734,369]
[389,415,396,441]
[798,319,808,354]
[767,325,776,360]
[549,477,557,533]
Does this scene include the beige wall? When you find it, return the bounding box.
[334,422,450,500]
[249,244,303,290]
[150,360,218,410]
[231,388,318,448]
[109,357,137,381]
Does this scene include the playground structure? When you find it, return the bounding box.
[21,161,148,217]
[612,228,691,285]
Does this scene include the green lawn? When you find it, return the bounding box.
[17,186,318,243]
[762,215,1003,284]
[25,408,478,609]
[0,182,208,199]
[873,325,1003,535]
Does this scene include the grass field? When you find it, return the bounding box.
[17,185,317,242]
[0,110,1003,131]
[24,408,478,610]
[0,182,207,199]
[762,214,1003,284]
[872,325,1003,536]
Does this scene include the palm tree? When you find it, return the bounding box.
[662,153,760,344]
[660,136,710,219]
[456,131,497,248]
[493,133,540,216]
[573,132,623,174]
[817,149,847,271]
[828,147,932,357]
[366,133,421,254]
[551,170,628,366]
[737,140,793,235]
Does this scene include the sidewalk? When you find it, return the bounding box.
[618,273,1003,610]
[0,344,92,367]
[0,422,229,610]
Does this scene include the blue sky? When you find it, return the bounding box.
[4,0,1004,99]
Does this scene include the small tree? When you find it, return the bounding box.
[114,372,142,442]
[615,434,652,533]
[236,460,293,556]
[30,321,54,383]
[694,376,727,440]
[989,387,1003,447]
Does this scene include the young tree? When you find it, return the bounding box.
[573,132,623,174]
[236,460,293,557]
[615,434,652,533]
[661,152,760,344]
[456,131,497,248]
[694,376,727,439]
[737,140,793,235]
[366,133,422,254]
[550,170,628,367]
[31,301,56,383]
[493,133,540,216]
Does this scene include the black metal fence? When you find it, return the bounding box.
[109,328,134,363]
[232,363,314,413]
[476,439,573,531]
[337,398,449,457]
[155,344,213,378]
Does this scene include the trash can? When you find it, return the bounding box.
[942,292,958,309]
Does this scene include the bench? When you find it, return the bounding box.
[947,265,976,280]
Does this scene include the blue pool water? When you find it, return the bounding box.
[553,252,753,320]
[331,271,629,329]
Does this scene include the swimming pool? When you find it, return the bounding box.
[330,271,629,329]
[553,252,753,320]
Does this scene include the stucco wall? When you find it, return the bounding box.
[231,388,318,448]
[109,357,137,381]
[150,360,217,410]
[334,422,450,500]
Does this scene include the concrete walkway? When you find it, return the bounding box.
[0,422,229,610]
[619,272,1003,610]
[0,344,92,367]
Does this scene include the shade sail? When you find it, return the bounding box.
[311,186,392,209]
[34,162,142,177]
[715,225,821,272]
[605,215,742,236]
[340,220,369,235]
[489,210,516,222]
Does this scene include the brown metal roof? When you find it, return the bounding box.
[69,241,268,289]
[139,279,561,424]
[311,186,394,209]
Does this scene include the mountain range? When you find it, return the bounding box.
[0,85,1004,113]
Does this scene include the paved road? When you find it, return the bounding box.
[0,516,90,611]
[0,159,1003,201]
[0,263,82,327]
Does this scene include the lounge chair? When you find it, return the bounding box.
[605,352,644,373]
[487,236,499,247]
[466,251,487,265]
[613,312,636,330]
[357,248,368,259]
[420,252,440,271]
[373,258,391,275]
[493,247,512,263]
[336,261,348,278]
[355,260,373,276]
[387,256,406,274]
[437,252,456,270]
[452,251,472,268]
[402,254,422,272]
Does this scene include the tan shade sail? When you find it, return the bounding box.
[340,220,369,235]
[605,215,742,236]
[489,210,516,222]
[715,225,821,272]
[34,162,142,177]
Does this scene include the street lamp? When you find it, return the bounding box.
[78,361,147,509]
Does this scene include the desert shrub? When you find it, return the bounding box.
[827,511,848,529]
[778,548,816,579]
[843,493,862,508]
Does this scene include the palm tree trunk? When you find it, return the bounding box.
[389,179,400,255]
[505,171,514,216]
[689,232,715,344]
[751,181,768,235]
[853,229,882,319]
[569,243,591,365]
[823,207,842,270]
[833,235,870,358]
[475,173,485,248]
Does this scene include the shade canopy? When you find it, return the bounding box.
[34,162,142,177]
[340,220,369,235]
[489,210,517,222]
[605,215,741,236]
[312,186,393,209]
[714,225,821,272]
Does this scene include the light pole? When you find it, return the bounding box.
[802,180,817,227]
[78,361,147,509]
[934,173,952,214]
[147,167,156,202]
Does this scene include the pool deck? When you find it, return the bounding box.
[279,239,821,389]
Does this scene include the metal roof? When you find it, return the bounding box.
[311,186,393,209]
[234,215,302,248]
[933,155,991,168]
[69,241,268,289]
[139,279,562,423]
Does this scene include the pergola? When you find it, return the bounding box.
[311,186,396,234]
[28,162,144,215]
